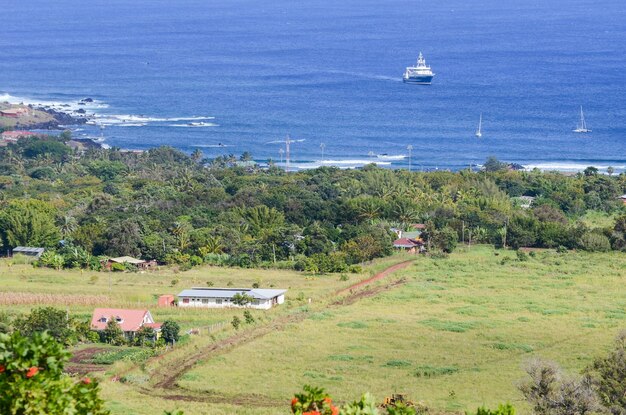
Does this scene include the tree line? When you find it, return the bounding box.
[1,135,625,272]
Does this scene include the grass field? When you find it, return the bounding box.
[1,248,624,414]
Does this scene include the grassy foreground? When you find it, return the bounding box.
[1,248,625,414]
[175,247,625,414]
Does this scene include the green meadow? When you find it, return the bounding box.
[174,247,625,414]
[1,247,625,414]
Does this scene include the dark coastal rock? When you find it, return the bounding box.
[81,98,94,103]
[76,108,86,114]
[29,106,88,129]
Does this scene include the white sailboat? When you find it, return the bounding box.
[573,106,591,133]
[475,113,483,138]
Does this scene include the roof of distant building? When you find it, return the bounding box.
[13,246,45,256]
[109,256,146,265]
[393,238,422,248]
[1,131,39,139]
[177,288,287,300]
[90,308,153,332]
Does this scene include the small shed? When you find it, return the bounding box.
[158,294,176,307]
[619,194,626,206]
[12,246,45,259]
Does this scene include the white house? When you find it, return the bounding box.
[177,288,287,310]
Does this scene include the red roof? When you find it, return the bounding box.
[411,223,427,229]
[90,308,154,332]
[1,131,38,139]
[393,238,422,248]
[144,322,162,330]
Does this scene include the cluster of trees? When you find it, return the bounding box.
[1,136,625,272]
[0,307,180,348]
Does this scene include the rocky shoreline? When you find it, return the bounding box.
[21,106,88,130]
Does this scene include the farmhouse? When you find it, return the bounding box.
[12,246,45,259]
[619,194,626,205]
[0,108,29,118]
[1,130,39,141]
[90,308,161,339]
[177,288,287,310]
[393,237,424,254]
[103,256,157,271]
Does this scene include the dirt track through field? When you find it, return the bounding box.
[148,259,415,399]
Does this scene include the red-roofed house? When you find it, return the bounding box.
[0,108,29,118]
[1,131,39,141]
[90,308,161,339]
[393,237,424,254]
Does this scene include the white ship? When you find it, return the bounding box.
[403,52,435,85]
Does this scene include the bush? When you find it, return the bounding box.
[243,310,255,324]
[161,320,180,345]
[231,316,241,330]
[102,319,125,346]
[13,307,76,346]
[468,404,516,415]
[0,331,109,414]
[516,250,528,262]
[578,231,611,252]
[348,265,362,274]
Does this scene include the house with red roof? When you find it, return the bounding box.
[90,308,162,339]
[1,130,40,141]
[393,237,424,254]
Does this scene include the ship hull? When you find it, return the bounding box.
[403,75,434,85]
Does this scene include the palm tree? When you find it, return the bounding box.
[59,215,78,239]
[191,149,203,163]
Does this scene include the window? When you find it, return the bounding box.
[99,317,107,323]
[216,299,222,305]
[202,299,209,304]
[182,298,190,304]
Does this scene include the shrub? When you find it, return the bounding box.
[578,232,611,252]
[102,319,125,346]
[243,310,255,324]
[13,307,76,346]
[348,265,363,274]
[516,250,528,262]
[585,330,626,413]
[0,331,109,414]
[231,316,241,330]
[468,404,516,415]
[290,385,339,415]
[161,320,180,345]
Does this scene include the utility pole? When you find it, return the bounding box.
[285,135,292,171]
[320,142,326,161]
[279,148,284,164]
[462,221,465,245]
[407,145,413,172]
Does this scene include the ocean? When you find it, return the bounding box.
[1,0,625,172]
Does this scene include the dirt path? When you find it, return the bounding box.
[65,347,110,375]
[147,258,415,397]
[335,259,414,296]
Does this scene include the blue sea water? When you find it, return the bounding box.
[1,0,625,171]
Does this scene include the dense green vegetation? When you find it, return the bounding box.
[1,136,625,272]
